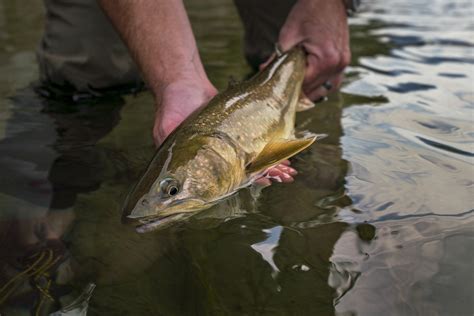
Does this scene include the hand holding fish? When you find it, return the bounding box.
[152,79,217,146]
[99,0,345,231]
[272,0,351,101]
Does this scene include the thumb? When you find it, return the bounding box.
[278,23,304,52]
[259,52,276,70]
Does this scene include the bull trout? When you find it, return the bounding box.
[123,46,323,232]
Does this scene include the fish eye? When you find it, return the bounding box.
[159,178,180,198]
[168,185,179,196]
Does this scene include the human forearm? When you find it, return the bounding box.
[99,0,217,145]
[98,0,213,95]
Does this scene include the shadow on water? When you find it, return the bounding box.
[0,89,115,220]
[0,86,132,312]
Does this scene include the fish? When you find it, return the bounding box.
[122,46,324,232]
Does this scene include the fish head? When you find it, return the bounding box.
[122,137,240,231]
[126,175,209,231]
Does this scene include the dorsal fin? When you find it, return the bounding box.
[227,75,240,89]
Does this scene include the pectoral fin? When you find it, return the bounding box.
[246,134,324,174]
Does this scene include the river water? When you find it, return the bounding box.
[0,0,473,315]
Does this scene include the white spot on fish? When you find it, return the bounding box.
[263,54,288,84]
[157,142,175,179]
[224,92,251,109]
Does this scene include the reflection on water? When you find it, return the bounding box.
[332,213,474,315]
[336,0,474,315]
[0,0,473,315]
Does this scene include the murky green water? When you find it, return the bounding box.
[1,0,473,315]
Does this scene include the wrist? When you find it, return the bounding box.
[290,0,348,21]
[151,65,214,99]
[152,73,216,105]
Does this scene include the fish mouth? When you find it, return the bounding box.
[122,198,210,232]
[133,213,190,233]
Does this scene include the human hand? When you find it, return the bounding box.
[153,79,218,146]
[255,160,297,186]
[273,0,351,101]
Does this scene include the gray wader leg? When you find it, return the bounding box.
[37,0,142,95]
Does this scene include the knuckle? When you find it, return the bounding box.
[327,52,341,68]
[319,44,351,71]
[322,44,340,66]
[341,50,352,68]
